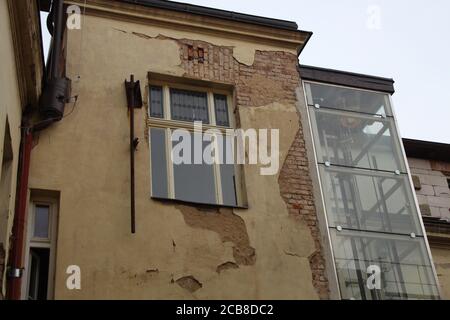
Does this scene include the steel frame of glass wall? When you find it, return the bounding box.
[302,80,441,300]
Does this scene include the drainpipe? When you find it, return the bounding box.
[7,0,70,299]
[7,127,33,300]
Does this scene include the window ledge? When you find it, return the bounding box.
[150,196,248,210]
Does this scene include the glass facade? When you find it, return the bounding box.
[305,82,439,300]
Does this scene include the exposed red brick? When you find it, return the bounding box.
[175,39,329,299]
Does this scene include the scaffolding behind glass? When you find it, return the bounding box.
[305,82,440,300]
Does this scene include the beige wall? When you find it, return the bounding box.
[0,0,24,298]
[27,7,321,299]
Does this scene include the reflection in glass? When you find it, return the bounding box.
[309,107,405,172]
[172,132,216,204]
[214,94,230,127]
[170,88,209,123]
[219,134,237,206]
[306,82,392,116]
[150,128,168,198]
[331,229,439,300]
[34,205,50,239]
[149,86,164,118]
[319,165,422,235]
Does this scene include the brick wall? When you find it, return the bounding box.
[177,40,329,298]
[409,158,450,220]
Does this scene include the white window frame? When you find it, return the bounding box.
[21,197,58,300]
[147,81,246,207]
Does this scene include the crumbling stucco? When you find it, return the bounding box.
[176,205,256,266]
[176,275,203,293]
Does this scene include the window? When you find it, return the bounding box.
[148,82,244,207]
[22,198,58,300]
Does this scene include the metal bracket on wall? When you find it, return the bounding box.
[124,75,143,234]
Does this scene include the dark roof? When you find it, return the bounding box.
[403,138,450,163]
[299,65,395,94]
[119,0,300,31]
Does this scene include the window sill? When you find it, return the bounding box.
[150,196,248,210]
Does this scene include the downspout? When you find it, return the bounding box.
[7,0,70,300]
[7,125,33,300]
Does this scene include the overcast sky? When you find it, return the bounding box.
[41,1,450,143]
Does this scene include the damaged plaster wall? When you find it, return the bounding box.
[27,12,323,299]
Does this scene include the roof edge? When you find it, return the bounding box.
[299,64,395,94]
[119,0,300,31]
[403,138,450,163]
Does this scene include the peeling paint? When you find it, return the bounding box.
[176,275,203,293]
[216,261,239,273]
[176,205,256,266]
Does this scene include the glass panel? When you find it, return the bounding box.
[27,248,50,300]
[330,229,439,300]
[34,205,50,239]
[170,88,209,123]
[149,86,164,118]
[150,128,168,198]
[306,82,392,116]
[28,251,40,300]
[172,132,216,204]
[310,107,406,172]
[214,94,230,127]
[319,165,422,235]
[219,134,237,206]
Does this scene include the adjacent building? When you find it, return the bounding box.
[0,0,447,300]
[403,138,450,299]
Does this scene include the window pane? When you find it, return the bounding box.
[149,86,164,118]
[150,128,168,198]
[219,134,237,206]
[319,165,422,235]
[170,88,209,123]
[214,94,230,127]
[306,83,392,116]
[172,132,216,204]
[309,107,406,172]
[331,229,439,300]
[27,248,50,300]
[34,205,50,238]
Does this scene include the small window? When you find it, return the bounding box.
[148,83,243,207]
[23,198,58,300]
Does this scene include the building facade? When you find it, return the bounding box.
[0,0,447,300]
[404,139,450,299]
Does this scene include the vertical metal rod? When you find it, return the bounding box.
[130,75,136,234]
